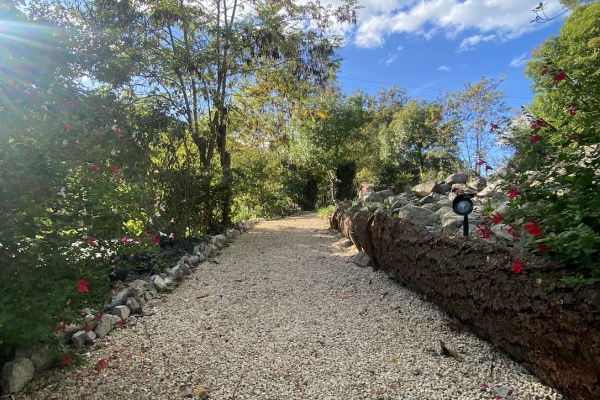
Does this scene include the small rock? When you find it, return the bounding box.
[352,251,371,268]
[126,297,141,313]
[1,358,35,395]
[113,305,131,320]
[151,275,167,292]
[378,289,389,297]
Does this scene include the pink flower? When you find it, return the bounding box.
[511,259,525,274]
[530,134,541,144]
[109,165,120,174]
[168,233,175,241]
[96,359,107,373]
[491,213,503,225]
[86,236,97,247]
[523,220,543,236]
[507,187,519,199]
[541,65,550,76]
[553,70,566,83]
[121,236,130,245]
[89,163,100,172]
[64,122,71,133]
[77,279,89,293]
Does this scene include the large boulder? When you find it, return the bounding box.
[468,176,487,192]
[412,181,445,197]
[445,173,468,185]
[396,204,438,226]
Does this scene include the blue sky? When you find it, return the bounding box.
[332,0,569,111]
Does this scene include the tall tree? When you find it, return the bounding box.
[381,99,459,177]
[444,76,509,173]
[65,0,358,225]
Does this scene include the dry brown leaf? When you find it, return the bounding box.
[390,356,399,365]
[279,369,286,378]
[194,388,210,395]
[375,388,384,395]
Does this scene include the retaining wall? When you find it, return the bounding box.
[329,210,600,400]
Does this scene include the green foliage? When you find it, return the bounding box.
[502,2,600,278]
[316,205,337,219]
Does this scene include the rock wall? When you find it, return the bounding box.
[330,210,600,400]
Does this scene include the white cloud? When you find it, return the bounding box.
[509,52,528,68]
[380,53,398,65]
[457,34,496,52]
[345,0,565,49]
[437,65,450,72]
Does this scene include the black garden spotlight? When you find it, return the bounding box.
[452,192,475,237]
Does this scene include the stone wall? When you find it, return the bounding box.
[330,210,600,400]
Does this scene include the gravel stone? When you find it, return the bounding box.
[13,213,565,400]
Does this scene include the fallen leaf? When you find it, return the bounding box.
[337,294,347,299]
[193,388,210,395]
[375,388,384,395]
[390,356,399,365]
[279,369,286,378]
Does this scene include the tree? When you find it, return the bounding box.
[291,89,372,203]
[381,99,460,179]
[66,0,358,226]
[444,76,509,173]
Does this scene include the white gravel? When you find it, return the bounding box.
[16,213,565,400]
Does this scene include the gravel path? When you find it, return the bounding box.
[17,213,565,400]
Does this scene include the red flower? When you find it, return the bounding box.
[77,279,89,293]
[512,232,520,239]
[89,163,100,172]
[121,235,130,245]
[553,70,566,83]
[84,325,91,333]
[569,134,580,141]
[485,165,492,171]
[170,218,177,225]
[531,119,547,130]
[507,187,519,199]
[530,134,541,144]
[64,122,71,133]
[491,213,503,225]
[152,234,160,247]
[523,220,543,236]
[507,225,514,233]
[96,359,107,373]
[567,104,577,115]
[118,319,125,327]
[61,356,73,366]
[86,236,97,247]
[541,65,550,76]
[109,165,120,174]
[482,230,490,239]
[538,242,547,253]
[475,159,485,167]
[514,151,522,156]
[511,259,525,274]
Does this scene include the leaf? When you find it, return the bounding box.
[193,389,210,395]
[337,294,347,299]
[279,369,286,378]
[390,356,399,365]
